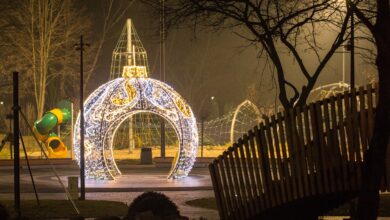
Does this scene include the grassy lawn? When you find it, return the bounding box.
[0,200,128,219]
[185,194,390,217]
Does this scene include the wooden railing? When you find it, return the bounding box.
[209,84,389,219]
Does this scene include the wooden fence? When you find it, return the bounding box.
[209,84,389,219]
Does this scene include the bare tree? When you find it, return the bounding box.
[0,0,91,117]
[0,0,134,117]
[346,0,390,219]
[142,0,353,109]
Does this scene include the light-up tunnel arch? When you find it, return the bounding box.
[230,100,262,144]
[73,77,198,180]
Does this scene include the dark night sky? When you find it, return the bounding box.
[84,1,377,116]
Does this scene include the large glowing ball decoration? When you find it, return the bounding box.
[73,77,198,180]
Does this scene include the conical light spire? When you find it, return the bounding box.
[110,19,149,79]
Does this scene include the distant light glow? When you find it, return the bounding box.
[73,77,198,180]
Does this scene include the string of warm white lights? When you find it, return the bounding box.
[73,77,198,180]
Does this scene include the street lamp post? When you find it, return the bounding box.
[75,35,89,201]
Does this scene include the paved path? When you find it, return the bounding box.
[0,165,218,219]
[0,166,212,193]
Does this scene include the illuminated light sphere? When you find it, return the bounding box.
[73,77,198,180]
[73,19,198,180]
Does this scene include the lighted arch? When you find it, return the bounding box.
[73,77,198,180]
[230,100,262,144]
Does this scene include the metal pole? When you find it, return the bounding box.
[19,132,40,206]
[8,114,13,159]
[201,117,204,158]
[160,1,166,158]
[350,11,355,89]
[70,102,74,160]
[79,35,85,200]
[13,71,20,217]
[160,119,165,158]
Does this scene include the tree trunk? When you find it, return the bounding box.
[357,28,390,219]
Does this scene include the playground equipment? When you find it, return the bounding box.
[33,108,71,158]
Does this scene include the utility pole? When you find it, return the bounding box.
[13,71,20,217]
[160,120,165,158]
[75,35,89,200]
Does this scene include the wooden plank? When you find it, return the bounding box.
[288,108,305,198]
[322,99,337,193]
[351,88,363,189]
[270,115,287,203]
[264,118,283,205]
[309,103,324,194]
[314,101,330,193]
[257,123,276,207]
[210,159,227,219]
[243,134,261,215]
[283,111,300,200]
[227,148,246,219]
[233,142,251,218]
[303,106,316,195]
[329,96,344,192]
[254,125,272,209]
[222,151,242,220]
[357,87,368,190]
[343,90,357,191]
[238,137,256,217]
[358,87,368,153]
[336,94,351,191]
[216,152,233,219]
[248,129,266,211]
[366,84,374,139]
[296,106,310,196]
[276,112,293,200]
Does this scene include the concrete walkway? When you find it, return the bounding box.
[0,166,212,193]
[0,165,218,219]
